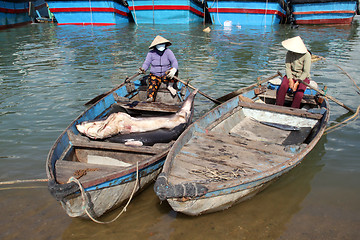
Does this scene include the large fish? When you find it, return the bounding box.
[76,89,198,140]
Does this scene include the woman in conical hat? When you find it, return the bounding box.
[139,35,178,102]
[276,36,312,109]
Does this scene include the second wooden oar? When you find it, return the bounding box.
[298,79,355,113]
[216,72,281,103]
[172,76,221,104]
[84,72,141,106]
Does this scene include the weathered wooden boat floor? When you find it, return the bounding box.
[168,117,309,188]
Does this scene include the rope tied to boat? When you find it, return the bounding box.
[325,105,360,134]
[68,161,139,224]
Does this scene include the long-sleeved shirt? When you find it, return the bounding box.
[141,48,178,77]
[285,51,311,81]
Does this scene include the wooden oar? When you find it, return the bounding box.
[172,76,222,104]
[216,72,281,103]
[277,71,355,113]
[84,72,141,106]
[299,79,355,113]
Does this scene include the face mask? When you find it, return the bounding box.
[156,44,166,52]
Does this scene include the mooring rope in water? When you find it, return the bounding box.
[0,178,48,185]
[0,178,48,191]
[68,161,139,224]
[325,105,360,134]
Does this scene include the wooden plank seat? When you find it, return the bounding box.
[55,160,122,185]
[67,130,172,155]
[113,101,181,113]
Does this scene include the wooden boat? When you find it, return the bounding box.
[46,75,194,218]
[154,76,329,216]
[46,0,131,25]
[0,0,32,29]
[128,0,205,24]
[0,0,52,29]
[207,0,287,26]
[289,0,358,25]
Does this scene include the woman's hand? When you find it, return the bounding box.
[138,67,146,74]
[289,78,295,90]
[292,81,299,91]
[167,68,177,79]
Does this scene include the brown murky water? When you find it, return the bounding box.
[1,18,359,239]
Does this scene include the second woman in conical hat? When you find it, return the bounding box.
[276,36,312,109]
[139,35,178,102]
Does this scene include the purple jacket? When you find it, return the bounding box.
[141,48,178,77]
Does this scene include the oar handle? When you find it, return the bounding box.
[172,76,222,104]
[84,72,141,106]
[297,78,355,113]
[278,71,355,113]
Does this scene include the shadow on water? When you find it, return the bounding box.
[59,137,327,240]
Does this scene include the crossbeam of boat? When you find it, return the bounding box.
[257,90,317,106]
[67,131,172,155]
[237,99,323,120]
[114,100,181,113]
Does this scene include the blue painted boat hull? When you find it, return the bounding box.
[0,0,52,29]
[128,0,205,24]
[208,0,287,26]
[46,0,131,25]
[290,0,358,24]
[0,0,31,29]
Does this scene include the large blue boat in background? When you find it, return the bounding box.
[207,0,287,26]
[289,0,358,25]
[46,0,131,25]
[128,0,206,24]
[0,0,51,29]
[0,0,31,29]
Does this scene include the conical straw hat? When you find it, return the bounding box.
[281,36,308,54]
[149,35,172,49]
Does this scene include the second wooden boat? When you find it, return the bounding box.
[154,76,329,216]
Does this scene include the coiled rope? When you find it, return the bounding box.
[68,161,139,224]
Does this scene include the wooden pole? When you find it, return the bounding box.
[84,72,141,106]
[172,76,222,104]
[216,72,281,103]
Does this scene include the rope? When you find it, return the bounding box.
[312,55,360,95]
[216,0,222,26]
[264,0,268,26]
[0,178,48,185]
[325,105,360,134]
[0,186,47,191]
[131,0,138,26]
[335,64,360,94]
[89,0,93,26]
[0,178,48,191]
[68,161,139,224]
